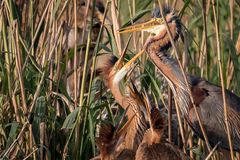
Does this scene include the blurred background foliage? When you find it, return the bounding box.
[0,0,240,159]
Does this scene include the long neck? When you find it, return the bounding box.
[148,49,188,92]
[145,23,191,116]
[108,71,148,151]
[107,76,125,108]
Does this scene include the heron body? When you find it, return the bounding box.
[136,142,190,160]
[95,54,191,160]
[189,76,240,151]
[119,5,240,151]
[94,118,135,160]
[135,96,191,160]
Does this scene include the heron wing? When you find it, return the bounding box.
[190,77,240,151]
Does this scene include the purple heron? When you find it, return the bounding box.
[93,90,190,160]
[95,54,190,159]
[95,53,148,153]
[119,5,240,151]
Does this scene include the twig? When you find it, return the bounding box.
[168,87,172,143]
[0,122,28,158]
[23,147,39,160]
[175,100,186,152]
[22,0,53,71]
[40,122,45,160]
[199,0,209,77]
[78,0,97,157]
[227,0,234,88]
[13,21,28,114]
[86,0,110,106]
[205,142,220,160]
[73,0,77,108]
[28,22,64,115]
[79,0,95,106]
[111,0,122,54]
[211,0,234,159]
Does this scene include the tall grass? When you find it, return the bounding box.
[0,0,240,159]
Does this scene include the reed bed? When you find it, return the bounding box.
[0,0,240,159]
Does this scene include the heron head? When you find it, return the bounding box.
[119,5,181,36]
[96,40,132,76]
[96,50,136,88]
[96,54,119,80]
[152,6,181,35]
[118,5,182,73]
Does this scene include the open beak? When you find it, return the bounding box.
[118,18,164,34]
[115,49,127,70]
[113,49,145,85]
[114,34,132,70]
[118,18,164,71]
[122,49,145,70]
[113,18,164,83]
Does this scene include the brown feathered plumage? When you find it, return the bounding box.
[135,93,191,160]
[96,55,149,153]
[94,118,135,160]
[119,5,240,151]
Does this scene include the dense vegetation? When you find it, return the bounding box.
[0,0,240,159]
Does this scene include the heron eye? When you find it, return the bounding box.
[151,33,156,36]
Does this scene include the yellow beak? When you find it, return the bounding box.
[118,18,164,70]
[114,34,133,70]
[113,49,144,88]
[122,49,145,70]
[118,18,164,34]
[114,48,127,70]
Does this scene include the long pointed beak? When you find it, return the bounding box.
[113,49,145,85]
[115,34,132,70]
[115,49,127,70]
[122,49,145,70]
[118,18,164,34]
